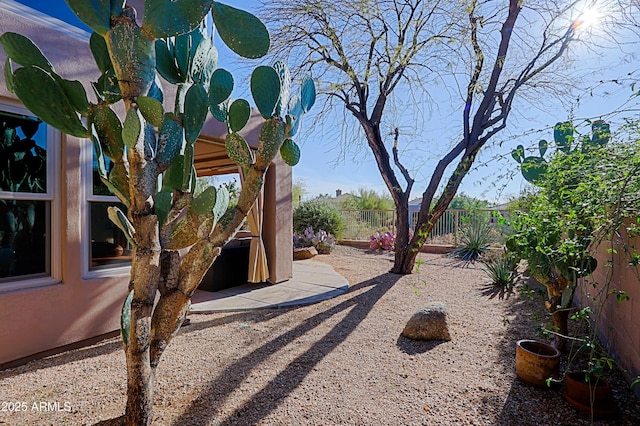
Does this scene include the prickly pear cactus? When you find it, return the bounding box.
[1,2,315,424]
[512,120,610,185]
[511,139,549,184]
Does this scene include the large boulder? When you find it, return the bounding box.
[402,302,451,341]
[294,246,318,260]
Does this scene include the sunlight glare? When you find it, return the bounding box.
[572,4,603,30]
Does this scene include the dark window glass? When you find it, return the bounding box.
[0,111,47,194]
[0,199,49,281]
[92,152,114,196]
[90,202,132,270]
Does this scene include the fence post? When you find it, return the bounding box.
[454,210,459,244]
[393,209,396,235]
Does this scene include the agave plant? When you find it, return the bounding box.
[483,252,517,289]
[449,217,493,262]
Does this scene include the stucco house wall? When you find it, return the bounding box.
[0,1,292,368]
[577,221,640,399]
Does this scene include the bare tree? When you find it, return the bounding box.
[262,0,638,274]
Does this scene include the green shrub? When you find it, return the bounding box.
[293,199,344,239]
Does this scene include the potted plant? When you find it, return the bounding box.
[515,339,561,387]
[564,371,617,416]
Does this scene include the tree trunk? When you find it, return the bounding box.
[543,274,572,352]
[392,246,419,275]
[391,194,415,274]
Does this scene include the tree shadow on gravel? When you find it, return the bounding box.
[0,309,291,383]
[171,272,403,426]
[93,416,124,426]
[395,335,448,355]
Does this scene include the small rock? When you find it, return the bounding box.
[294,246,318,260]
[402,302,451,341]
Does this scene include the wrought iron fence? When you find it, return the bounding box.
[339,209,505,244]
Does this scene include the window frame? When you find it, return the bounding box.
[81,137,132,279]
[0,99,61,293]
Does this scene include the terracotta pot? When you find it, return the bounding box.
[564,371,618,416]
[515,339,561,387]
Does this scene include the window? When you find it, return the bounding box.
[85,149,132,274]
[0,103,60,290]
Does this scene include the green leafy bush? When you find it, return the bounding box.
[293,199,344,239]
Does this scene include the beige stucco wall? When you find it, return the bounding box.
[0,2,131,367]
[577,221,640,398]
[0,2,294,366]
[0,130,131,367]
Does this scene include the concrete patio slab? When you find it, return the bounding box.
[190,259,349,313]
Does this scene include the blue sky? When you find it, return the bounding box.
[14,0,640,204]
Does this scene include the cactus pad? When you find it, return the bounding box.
[156,114,184,170]
[137,96,164,127]
[120,289,134,347]
[92,104,124,161]
[122,108,143,148]
[209,68,234,105]
[257,118,286,161]
[228,99,251,132]
[142,0,212,39]
[12,66,88,138]
[225,132,253,166]
[191,186,217,215]
[251,66,281,119]
[0,32,53,71]
[65,0,111,35]
[108,205,136,247]
[300,76,316,112]
[90,32,113,74]
[155,39,182,84]
[280,139,300,166]
[184,83,208,144]
[273,61,291,117]
[211,2,269,59]
[553,121,574,153]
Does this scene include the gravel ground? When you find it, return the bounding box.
[1,245,639,426]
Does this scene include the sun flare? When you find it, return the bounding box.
[573,8,602,29]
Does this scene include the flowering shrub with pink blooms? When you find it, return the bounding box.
[369,230,396,251]
[294,227,336,254]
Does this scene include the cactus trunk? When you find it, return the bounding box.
[125,311,155,426]
[1,2,314,423]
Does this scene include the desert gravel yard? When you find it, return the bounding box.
[1,245,639,425]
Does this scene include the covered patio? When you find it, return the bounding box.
[191,259,348,312]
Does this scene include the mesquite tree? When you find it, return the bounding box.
[0,1,314,424]
[262,0,636,274]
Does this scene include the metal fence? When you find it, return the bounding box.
[339,209,503,244]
